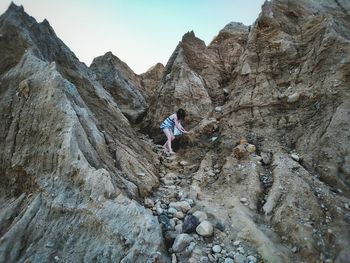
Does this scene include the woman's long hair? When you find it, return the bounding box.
[176,108,186,120]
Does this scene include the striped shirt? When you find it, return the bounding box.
[160,116,175,130]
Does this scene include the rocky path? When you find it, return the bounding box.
[141,142,261,263]
[137,128,350,263]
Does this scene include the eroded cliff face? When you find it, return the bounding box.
[221,0,350,191]
[0,3,167,262]
[1,0,349,263]
[142,0,350,262]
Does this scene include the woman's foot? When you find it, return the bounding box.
[169,151,176,155]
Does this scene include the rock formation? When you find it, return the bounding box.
[1,0,350,263]
[90,51,148,123]
[140,62,165,98]
[143,0,350,262]
[0,3,167,262]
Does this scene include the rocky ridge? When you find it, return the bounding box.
[0,1,350,263]
[0,3,166,262]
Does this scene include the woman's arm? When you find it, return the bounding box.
[173,114,188,133]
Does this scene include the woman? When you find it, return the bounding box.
[160,108,188,155]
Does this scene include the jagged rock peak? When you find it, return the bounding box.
[90,51,148,123]
[140,63,164,97]
[92,51,137,76]
[7,2,24,13]
[220,22,249,34]
[1,2,36,27]
[181,30,206,47]
[144,62,164,74]
[0,1,80,66]
[3,2,52,32]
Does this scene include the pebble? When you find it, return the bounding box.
[144,198,154,208]
[156,207,163,215]
[164,231,178,248]
[240,198,247,203]
[174,211,185,219]
[247,255,257,263]
[287,92,300,103]
[215,106,224,113]
[290,153,300,162]
[183,215,200,234]
[172,253,177,263]
[200,256,209,263]
[208,254,217,262]
[233,241,241,246]
[45,241,55,248]
[344,203,350,210]
[179,160,189,166]
[234,254,247,263]
[212,245,222,253]
[261,152,272,165]
[177,191,186,200]
[168,207,178,214]
[169,201,191,213]
[196,220,214,237]
[193,210,208,223]
[224,258,234,263]
[186,241,196,253]
[159,215,173,232]
[175,223,183,233]
[215,221,225,232]
[237,246,245,254]
[246,144,256,153]
[292,246,298,253]
[172,233,193,252]
[54,256,60,262]
[186,199,195,206]
[170,219,176,229]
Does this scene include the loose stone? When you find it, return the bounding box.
[193,210,208,223]
[183,215,200,234]
[168,207,178,214]
[224,258,234,263]
[234,254,247,263]
[237,247,245,254]
[240,198,247,203]
[212,245,222,253]
[290,153,300,162]
[196,220,214,237]
[233,241,241,246]
[247,255,257,263]
[172,233,193,252]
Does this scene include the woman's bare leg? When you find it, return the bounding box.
[163,129,175,153]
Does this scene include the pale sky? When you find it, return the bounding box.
[0,0,265,74]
